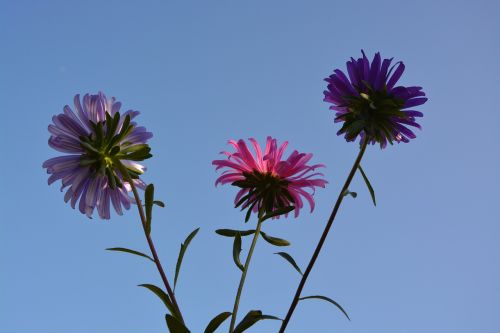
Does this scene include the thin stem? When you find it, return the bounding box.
[279,138,369,333]
[228,218,264,333]
[116,162,185,325]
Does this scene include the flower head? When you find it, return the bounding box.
[43,92,153,219]
[324,50,427,148]
[213,137,327,220]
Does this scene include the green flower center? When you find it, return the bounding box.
[232,171,294,220]
[339,85,407,144]
[79,112,151,188]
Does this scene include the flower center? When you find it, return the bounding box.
[232,171,293,217]
[339,85,407,144]
[79,112,151,188]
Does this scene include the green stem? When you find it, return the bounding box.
[116,162,185,325]
[278,138,369,333]
[228,218,264,333]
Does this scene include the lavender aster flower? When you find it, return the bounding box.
[43,92,153,219]
[324,50,427,148]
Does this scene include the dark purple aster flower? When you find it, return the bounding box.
[324,50,427,148]
[43,92,153,220]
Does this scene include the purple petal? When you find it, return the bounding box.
[387,62,405,89]
[110,190,124,216]
[48,136,84,153]
[333,70,357,95]
[375,58,392,90]
[346,60,360,87]
[395,124,417,139]
[404,97,428,108]
[73,94,91,130]
[404,110,424,117]
[361,50,370,80]
[368,52,381,86]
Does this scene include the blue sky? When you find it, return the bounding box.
[1,0,499,332]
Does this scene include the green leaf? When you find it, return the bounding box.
[105,247,154,262]
[120,144,152,161]
[174,228,200,290]
[153,200,165,207]
[275,252,303,275]
[260,232,290,247]
[144,184,154,235]
[215,229,256,237]
[234,191,254,208]
[143,200,165,208]
[138,284,178,320]
[79,157,98,166]
[95,121,104,147]
[260,206,295,222]
[120,143,150,154]
[105,112,120,146]
[358,165,376,206]
[80,141,99,154]
[344,120,366,141]
[233,310,281,333]
[104,112,114,144]
[204,312,232,333]
[105,168,117,189]
[118,114,131,138]
[233,233,244,271]
[299,295,351,321]
[244,201,258,223]
[342,190,358,198]
[109,145,120,156]
[165,314,190,333]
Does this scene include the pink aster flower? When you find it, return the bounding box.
[212,137,327,219]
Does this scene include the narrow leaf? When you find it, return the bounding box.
[120,143,150,154]
[233,233,244,271]
[244,202,254,223]
[104,112,114,144]
[233,310,281,333]
[215,229,256,237]
[174,228,200,290]
[144,184,154,234]
[138,284,178,319]
[342,190,358,198]
[106,247,154,262]
[165,314,190,333]
[80,141,99,153]
[275,252,302,275]
[299,295,350,321]
[153,200,165,208]
[259,315,282,320]
[143,200,165,208]
[109,145,120,156]
[261,206,295,222]
[117,114,131,140]
[260,232,290,247]
[106,168,117,189]
[358,165,376,206]
[204,312,232,333]
[234,191,253,208]
[95,121,104,147]
[106,112,120,146]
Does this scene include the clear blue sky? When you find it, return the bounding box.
[1,0,499,332]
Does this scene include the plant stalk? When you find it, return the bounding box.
[117,162,185,325]
[278,138,369,332]
[228,218,264,332]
